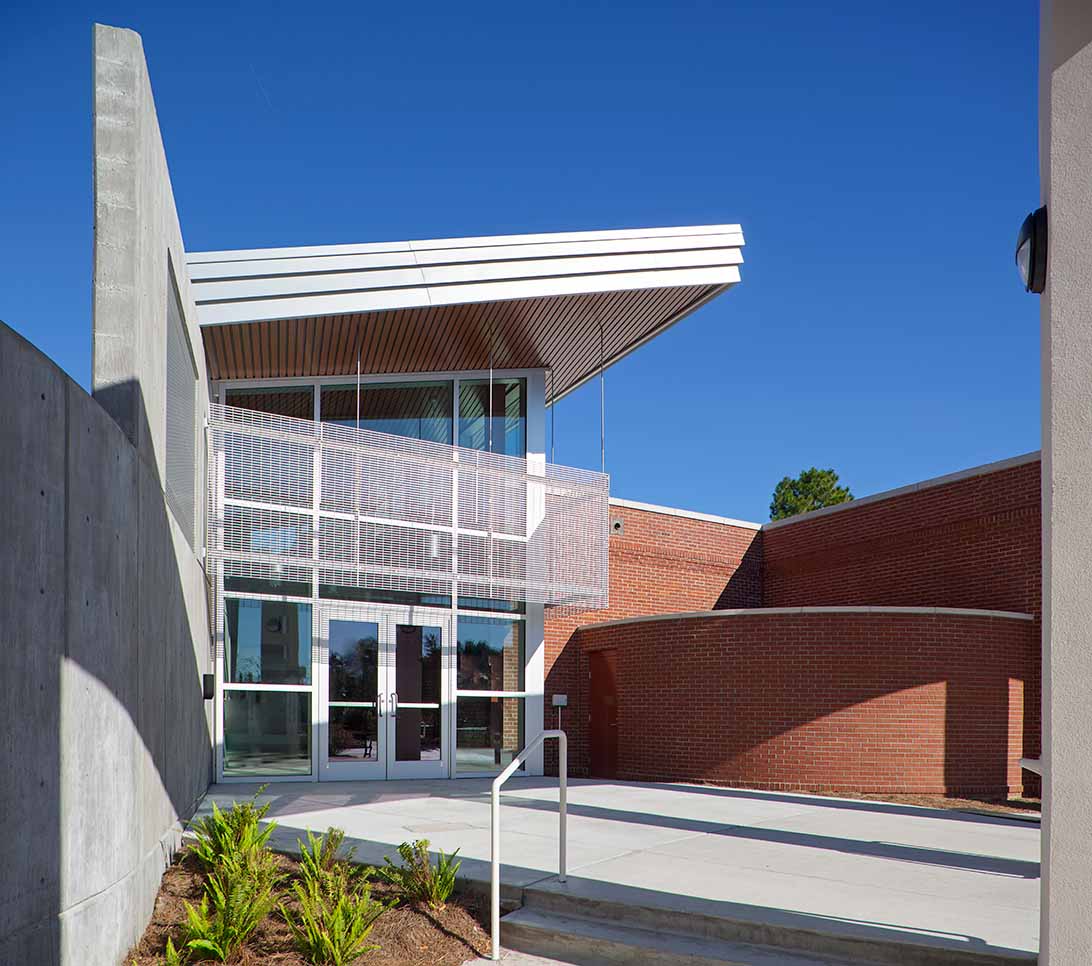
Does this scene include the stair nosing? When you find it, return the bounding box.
[516,887,1037,966]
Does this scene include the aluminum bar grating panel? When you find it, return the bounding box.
[207,403,609,608]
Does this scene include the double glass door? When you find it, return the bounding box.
[319,606,450,780]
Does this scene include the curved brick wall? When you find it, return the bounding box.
[574,608,1036,797]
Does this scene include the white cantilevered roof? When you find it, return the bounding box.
[187,223,744,402]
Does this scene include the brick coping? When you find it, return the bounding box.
[608,496,762,531]
[762,451,1041,531]
[579,605,1035,631]
[610,450,1040,535]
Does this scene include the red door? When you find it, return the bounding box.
[589,649,619,778]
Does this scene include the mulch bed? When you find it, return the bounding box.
[126,852,491,966]
[761,788,1041,818]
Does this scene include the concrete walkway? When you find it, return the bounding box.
[197,779,1039,962]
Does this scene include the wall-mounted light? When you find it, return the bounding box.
[1016,206,1047,294]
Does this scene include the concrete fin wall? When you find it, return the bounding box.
[0,21,214,966]
[92,22,209,498]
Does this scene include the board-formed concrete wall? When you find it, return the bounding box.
[0,23,214,966]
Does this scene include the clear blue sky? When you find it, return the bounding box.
[1,0,1041,522]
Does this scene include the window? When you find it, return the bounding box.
[223,691,311,777]
[319,585,452,609]
[165,270,198,546]
[458,379,526,456]
[456,696,524,774]
[225,598,312,685]
[225,386,314,420]
[457,616,524,691]
[321,381,453,444]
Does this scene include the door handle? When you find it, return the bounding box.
[390,692,398,717]
[377,694,384,717]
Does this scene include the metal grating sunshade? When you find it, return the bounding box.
[206,403,610,609]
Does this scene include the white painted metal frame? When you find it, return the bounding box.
[318,603,387,781]
[210,367,559,783]
[206,404,608,608]
[187,224,744,328]
[491,729,567,961]
[215,587,318,784]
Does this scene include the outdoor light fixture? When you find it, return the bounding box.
[1016,206,1047,294]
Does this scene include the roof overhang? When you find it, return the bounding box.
[187,223,744,402]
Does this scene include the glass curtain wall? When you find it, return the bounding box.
[216,373,532,780]
[455,616,526,774]
[222,598,313,777]
[458,378,526,456]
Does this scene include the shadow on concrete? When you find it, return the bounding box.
[1,329,213,963]
[196,779,1037,963]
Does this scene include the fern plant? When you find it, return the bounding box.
[282,827,385,964]
[281,876,384,965]
[187,787,276,872]
[378,839,460,909]
[131,937,186,966]
[162,937,185,966]
[298,827,365,894]
[181,850,281,961]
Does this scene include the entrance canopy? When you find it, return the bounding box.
[187,223,744,402]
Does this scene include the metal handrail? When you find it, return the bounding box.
[491,729,567,961]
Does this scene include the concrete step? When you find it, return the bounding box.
[517,886,1037,966]
[500,907,860,965]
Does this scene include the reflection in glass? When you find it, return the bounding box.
[329,620,379,701]
[329,706,378,761]
[223,690,311,776]
[457,597,526,614]
[226,575,312,598]
[395,707,442,762]
[320,585,451,609]
[225,599,312,684]
[458,379,526,456]
[394,625,442,705]
[457,617,524,691]
[225,386,314,420]
[321,381,453,444]
[394,624,442,762]
[456,697,524,774]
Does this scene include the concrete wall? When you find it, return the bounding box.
[0,23,213,966]
[1040,1,1092,961]
[0,323,213,965]
[92,23,209,499]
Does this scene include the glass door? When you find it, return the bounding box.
[319,605,450,780]
[386,616,449,779]
[319,609,386,780]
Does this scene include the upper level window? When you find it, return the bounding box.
[321,381,453,444]
[224,386,314,420]
[458,378,526,457]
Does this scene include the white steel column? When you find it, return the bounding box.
[524,370,547,775]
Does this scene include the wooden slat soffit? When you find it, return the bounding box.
[188,224,744,402]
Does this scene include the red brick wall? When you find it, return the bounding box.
[542,458,1042,793]
[543,503,761,772]
[574,611,1036,797]
[761,457,1041,617]
[761,455,1042,792]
